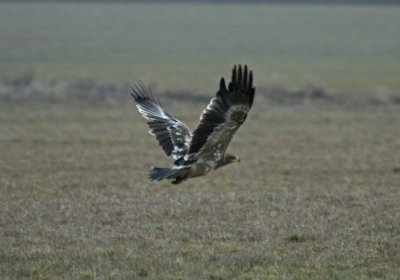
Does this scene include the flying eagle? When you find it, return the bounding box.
[130,65,255,184]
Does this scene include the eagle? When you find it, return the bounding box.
[130,65,255,184]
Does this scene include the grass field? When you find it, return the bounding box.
[1,97,399,279]
[1,3,400,92]
[1,2,400,279]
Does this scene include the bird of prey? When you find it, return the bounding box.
[130,65,255,184]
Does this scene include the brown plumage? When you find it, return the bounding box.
[130,65,255,184]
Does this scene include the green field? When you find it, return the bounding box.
[1,97,400,278]
[1,3,400,92]
[1,2,400,279]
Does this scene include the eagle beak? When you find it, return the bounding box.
[236,156,240,162]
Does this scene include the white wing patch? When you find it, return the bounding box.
[130,84,192,159]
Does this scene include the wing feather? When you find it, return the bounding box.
[130,83,191,159]
[188,65,255,158]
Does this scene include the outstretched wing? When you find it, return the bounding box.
[130,83,191,159]
[188,65,255,163]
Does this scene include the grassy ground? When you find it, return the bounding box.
[1,3,400,278]
[1,97,399,279]
[1,3,400,92]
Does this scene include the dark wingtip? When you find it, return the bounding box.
[128,82,161,105]
[249,88,255,107]
[230,64,254,91]
[249,69,255,106]
[219,78,227,92]
[128,82,139,100]
[243,65,248,88]
[249,70,253,89]
[231,65,237,90]
[228,64,256,107]
[128,82,144,100]
[237,65,242,88]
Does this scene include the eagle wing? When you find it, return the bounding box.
[130,83,191,159]
[188,65,255,164]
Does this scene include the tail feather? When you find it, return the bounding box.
[149,166,189,182]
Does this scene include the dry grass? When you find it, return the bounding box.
[0,98,399,279]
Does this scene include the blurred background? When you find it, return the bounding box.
[1,0,399,100]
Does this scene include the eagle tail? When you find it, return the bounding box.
[149,166,189,183]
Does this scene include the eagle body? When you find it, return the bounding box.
[130,65,255,184]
